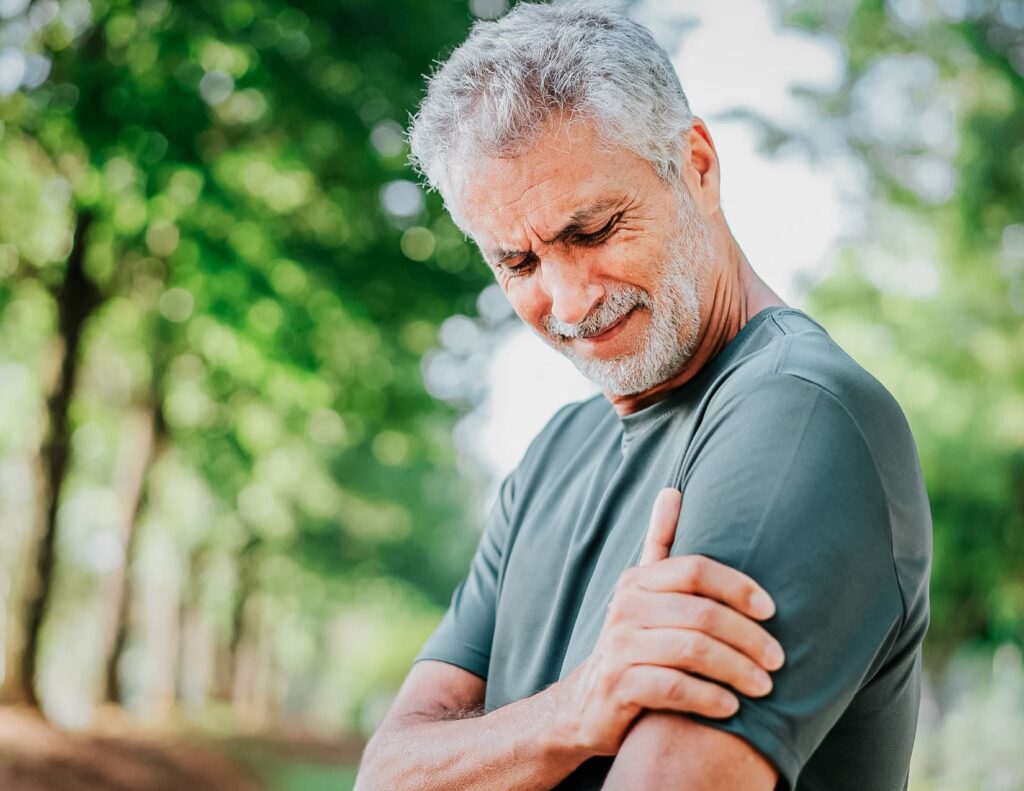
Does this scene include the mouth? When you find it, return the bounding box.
[578,307,635,345]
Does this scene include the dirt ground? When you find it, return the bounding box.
[0,706,362,791]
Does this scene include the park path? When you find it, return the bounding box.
[0,706,261,791]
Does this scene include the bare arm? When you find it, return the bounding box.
[354,659,589,791]
[356,489,784,790]
[603,711,778,790]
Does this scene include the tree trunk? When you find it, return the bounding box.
[212,537,260,702]
[100,401,166,705]
[176,548,216,711]
[232,588,270,729]
[0,453,45,705]
[139,530,182,722]
[19,210,101,709]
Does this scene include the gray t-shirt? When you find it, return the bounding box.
[413,306,932,791]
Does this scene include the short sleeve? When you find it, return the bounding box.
[411,472,515,680]
[669,374,904,790]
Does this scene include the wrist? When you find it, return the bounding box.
[535,665,592,764]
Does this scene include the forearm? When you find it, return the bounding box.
[355,683,590,791]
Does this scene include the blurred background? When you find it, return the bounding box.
[0,0,1021,788]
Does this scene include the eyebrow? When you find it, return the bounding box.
[488,196,624,265]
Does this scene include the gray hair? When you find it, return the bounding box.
[406,0,695,225]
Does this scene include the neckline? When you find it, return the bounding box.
[618,305,791,440]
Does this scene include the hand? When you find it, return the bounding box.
[554,487,785,757]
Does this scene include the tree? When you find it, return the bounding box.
[0,0,492,717]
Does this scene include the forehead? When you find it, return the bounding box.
[451,117,656,246]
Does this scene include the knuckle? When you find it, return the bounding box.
[593,669,614,699]
[601,664,627,699]
[607,590,633,624]
[691,600,717,631]
[606,627,630,655]
[681,632,707,663]
[667,675,689,705]
[681,556,704,590]
[616,666,639,703]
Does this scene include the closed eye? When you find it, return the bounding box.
[573,212,623,245]
[501,250,539,277]
[494,211,624,277]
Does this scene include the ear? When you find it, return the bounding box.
[677,116,722,217]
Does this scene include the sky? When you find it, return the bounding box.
[452,0,862,501]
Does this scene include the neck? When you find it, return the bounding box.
[607,235,787,416]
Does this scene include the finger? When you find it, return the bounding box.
[623,627,774,698]
[619,664,739,719]
[638,487,682,567]
[635,554,776,620]
[627,590,784,671]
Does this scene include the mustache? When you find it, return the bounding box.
[542,285,651,340]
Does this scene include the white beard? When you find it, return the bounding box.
[539,186,716,396]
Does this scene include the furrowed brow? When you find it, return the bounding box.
[485,196,624,265]
[493,248,526,266]
[548,197,624,243]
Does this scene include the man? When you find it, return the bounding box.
[355,2,932,789]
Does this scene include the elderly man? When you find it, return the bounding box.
[355,2,931,789]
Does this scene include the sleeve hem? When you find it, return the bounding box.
[686,702,803,791]
[721,703,802,791]
[412,638,490,681]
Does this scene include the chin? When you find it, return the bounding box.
[570,347,686,397]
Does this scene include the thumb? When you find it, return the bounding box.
[638,487,682,566]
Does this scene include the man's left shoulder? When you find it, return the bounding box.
[721,309,915,452]
[694,310,931,540]
[703,310,932,604]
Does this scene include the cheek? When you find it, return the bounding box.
[601,237,665,285]
[503,278,548,328]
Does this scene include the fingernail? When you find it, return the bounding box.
[752,591,775,618]
[765,643,784,668]
[754,672,773,694]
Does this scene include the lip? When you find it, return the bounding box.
[579,308,634,345]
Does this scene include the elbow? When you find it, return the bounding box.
[352,751,375,791]
[354,719,436,791]
[353,730,393,791]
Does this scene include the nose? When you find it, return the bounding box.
[540,255,604,326]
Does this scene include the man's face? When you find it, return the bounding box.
[452,117,717,396]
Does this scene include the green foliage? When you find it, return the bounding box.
[0,0,491,723]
